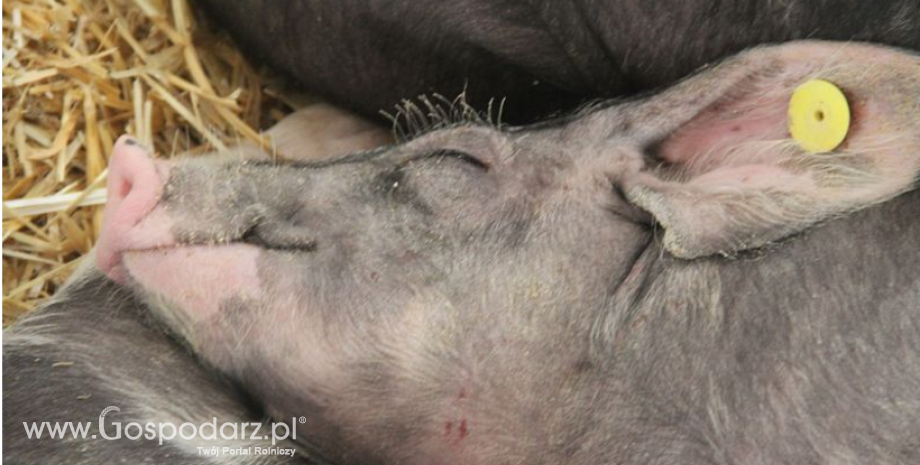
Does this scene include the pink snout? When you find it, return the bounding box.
[96,136,175,282]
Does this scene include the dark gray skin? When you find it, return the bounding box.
[87,41,920,464]
[194,0,920,123]
[2,267,313,465]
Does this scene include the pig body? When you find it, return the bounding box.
[2,266,311,465]
[71,41,920,465]
[194,0,920,123]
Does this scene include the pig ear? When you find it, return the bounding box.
[619,44,920,259]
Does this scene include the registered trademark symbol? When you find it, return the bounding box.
[299,417,307,424]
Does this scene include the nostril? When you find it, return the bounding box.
[104,136,161,221]
[117,178,132,199]
[100,135,164,238]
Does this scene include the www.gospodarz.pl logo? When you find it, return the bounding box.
[23,405,305,456]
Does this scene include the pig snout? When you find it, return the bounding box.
[96,136,175,282]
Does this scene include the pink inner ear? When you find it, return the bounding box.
[687,164,814,191]
[658,88,791,177]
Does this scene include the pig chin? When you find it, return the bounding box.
[122,244,264,329]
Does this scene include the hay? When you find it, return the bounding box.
[2,0,296,324]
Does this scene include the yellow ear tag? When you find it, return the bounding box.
[788,79,850,153]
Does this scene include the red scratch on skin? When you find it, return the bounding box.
[446,386,471,446]
[458,419,469,439]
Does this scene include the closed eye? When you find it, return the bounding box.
[414,149,490,171]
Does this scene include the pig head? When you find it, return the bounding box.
[96,42,920,465]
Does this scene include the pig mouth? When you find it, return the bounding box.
[119,242,261,263]
[239,224,319,253]
[102,218,317,285]
[107,240,265,285]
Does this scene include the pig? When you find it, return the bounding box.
[72,40,920,465]
[194,0,920,124]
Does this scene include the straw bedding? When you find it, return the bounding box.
[2,0,299,324]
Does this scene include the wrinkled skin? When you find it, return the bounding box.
[91,42,920,465]
[195,0,920,123]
